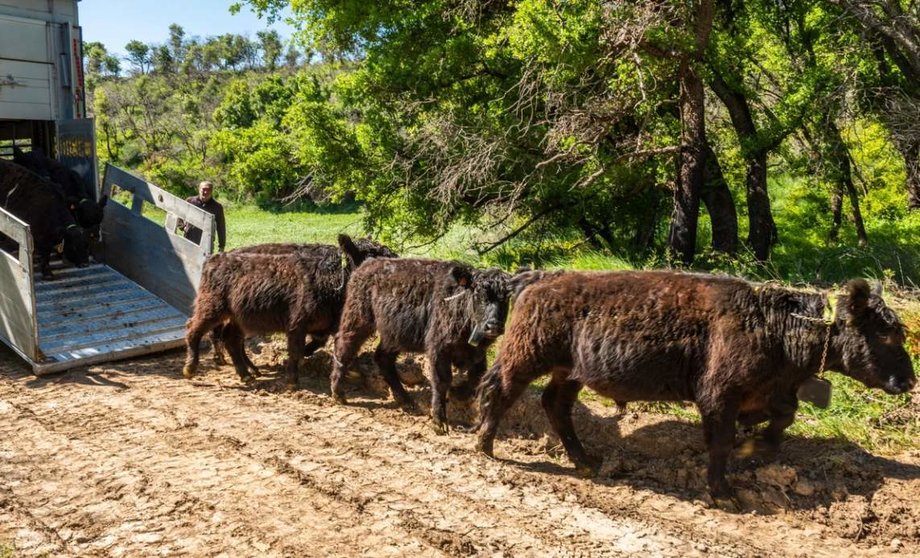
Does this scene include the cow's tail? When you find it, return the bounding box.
[475,358,504,430]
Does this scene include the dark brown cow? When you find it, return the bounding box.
[1,159,90,279]
[13,147,106,236]
[209,240,397,373]
[476,271,916,507]
[330,258,516,433]
[183,235,395,388]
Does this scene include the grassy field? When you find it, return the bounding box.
[139,201,920,453]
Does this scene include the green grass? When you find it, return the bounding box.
[0,541,14,558]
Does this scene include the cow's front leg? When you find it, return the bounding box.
[542,376,597,475]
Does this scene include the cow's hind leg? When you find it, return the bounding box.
[476,357,544,458]
[330,324,375,404]
[223,324,255,384]
[700,402,741,511]
[429,351,453,434]
[542,376,598,475]
[284,328,307,390]
[303,335,328,359]
[375,345,416,412]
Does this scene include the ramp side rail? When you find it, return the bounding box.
[0,206,38,362]
[98,163,215,315]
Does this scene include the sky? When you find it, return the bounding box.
[78,0,296,56]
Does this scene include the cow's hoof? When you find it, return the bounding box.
[182,365,195,379]
[710,494,743,513]
[345,369,363,382]
[475,438,494,458]
[332,391,347,405]
[574,455,602,477]
[432,419,450,435]
[240,374,256,386]
[284,382,298,392]
[212,354,226,366]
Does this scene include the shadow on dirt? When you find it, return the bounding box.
[484,394,920,516]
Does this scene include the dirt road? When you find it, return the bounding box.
[0,341,917,557]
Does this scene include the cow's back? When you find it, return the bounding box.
[509,270,758,401]
[0,159,76,251]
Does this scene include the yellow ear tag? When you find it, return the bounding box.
[55,242,64,254]
[341,252,349,269]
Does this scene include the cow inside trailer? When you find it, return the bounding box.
[0,164,216,374]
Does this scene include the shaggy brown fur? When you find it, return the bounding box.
[0,159,89,279]
[209,239,397,373]
[331,258,515,432]
[476,270,916,506]
[183,235,395,388]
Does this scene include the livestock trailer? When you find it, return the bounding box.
[0,0,216,373]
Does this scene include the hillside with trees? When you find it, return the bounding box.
[86,1,920,284]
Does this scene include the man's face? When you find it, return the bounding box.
[199,183,213,201]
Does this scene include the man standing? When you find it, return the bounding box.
[183,180,226,252]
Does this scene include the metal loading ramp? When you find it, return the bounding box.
[32,262,187,374]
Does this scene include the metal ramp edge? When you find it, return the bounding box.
[31,263,188,375]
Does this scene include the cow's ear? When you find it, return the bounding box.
[338,234,359,264]
[450,266,473,289]
[846,279,871,317]
[99,195,108,208]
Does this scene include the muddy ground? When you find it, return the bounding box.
[0,339,918,557]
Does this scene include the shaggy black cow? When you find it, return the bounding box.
[331,258,516,433]
[183,235,396,388]
[210,239,398,375]
[476,271,916,508]
[13,147,106,236]
[1,159,90,279]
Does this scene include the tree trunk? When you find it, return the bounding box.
[897,138,920,210]
[826,121,868,246]
[668,0,715,264]
[709,72,778,261]
[700,142,738,254]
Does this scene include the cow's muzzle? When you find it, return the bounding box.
[883,375,916,395]
[468,321,504,347]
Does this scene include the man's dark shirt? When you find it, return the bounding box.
[183,196,226,251]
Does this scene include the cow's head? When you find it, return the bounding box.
[447,266,513,346]
[60,224,90,267]
[70,195,107,240]
[832,279,915,395]
[338,234,397,268]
